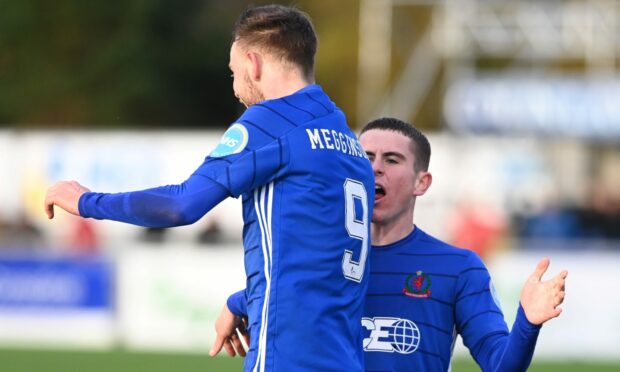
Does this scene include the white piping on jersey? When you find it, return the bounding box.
[253,182,274,372]
[447,325,457,372]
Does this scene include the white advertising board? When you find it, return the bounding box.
[116,243,245,352]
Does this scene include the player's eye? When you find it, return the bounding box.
[386,158,398,164]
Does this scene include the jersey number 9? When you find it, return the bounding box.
[342,178,369,283]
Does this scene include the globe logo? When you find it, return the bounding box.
[389,319,421,354]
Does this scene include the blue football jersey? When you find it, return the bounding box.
[201,85,374,372]
[363,226,540,372]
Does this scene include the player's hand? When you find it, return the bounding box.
[44,181,90,219]
[520,257,568,325]
[209,303,250,358]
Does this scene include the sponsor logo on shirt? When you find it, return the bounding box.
[403,271,432,298]
[362,317,421,354]
[210,123,249,157]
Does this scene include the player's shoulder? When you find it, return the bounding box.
[241,84,337,135]
[237,103,293,139]
[415,227,484,269]
[267,84,337,119]
[213,104,294,157]
[415,227,468,255]
[211,86,346,159]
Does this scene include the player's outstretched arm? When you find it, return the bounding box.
[43,160,231,228]
[209,303,249,358]
[520,257,568,325]
[471,257,568,371]
[458,252,562,372]
[44,181,90,219]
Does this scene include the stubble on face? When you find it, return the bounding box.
[238,72,265,107]
[230,41,265,107]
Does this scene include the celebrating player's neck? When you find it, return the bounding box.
[259,60,313,101]
[371,211,416,247]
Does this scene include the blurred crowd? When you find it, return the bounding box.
[514,187,620,242]
[1,191,618,258]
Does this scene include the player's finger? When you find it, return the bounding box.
[230,332,240,350]
[209,334,226,357]
[239,316,251,346]
[555,291,565,306]
[553,270,567,283]
[531,257,550,281]
[232,332,246,357]
[237,347,247,357]
[45,202,54,219]
[223,339,236,357]
[555,274,566,292]
[243,332,250,347]
[44,193,55,219]
[238,316,248,332]
[235,316,250,346]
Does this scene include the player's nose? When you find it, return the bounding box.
[371,159,384,175]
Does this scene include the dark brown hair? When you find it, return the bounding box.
[232,5,317,80]
[361,117,431,172]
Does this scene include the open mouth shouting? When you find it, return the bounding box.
[375,183,386,202]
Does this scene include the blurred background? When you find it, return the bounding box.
[1,0,619,371]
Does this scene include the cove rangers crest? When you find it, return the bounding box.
[403,271,431,298]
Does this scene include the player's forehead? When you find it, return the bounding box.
[360,129,414,157]
[229,41,243,66]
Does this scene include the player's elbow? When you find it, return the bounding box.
[176,210,203,226]
[145,201,203,227]
[159,206,202,227]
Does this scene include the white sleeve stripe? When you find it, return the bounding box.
[252,182,274,372]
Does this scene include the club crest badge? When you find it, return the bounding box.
[403,271,432,298]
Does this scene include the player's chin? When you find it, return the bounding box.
[370,209,387,224]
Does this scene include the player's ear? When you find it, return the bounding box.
[246,51,263,81]
[412,171,432,197]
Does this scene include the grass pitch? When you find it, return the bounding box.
[0,347,618,371]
